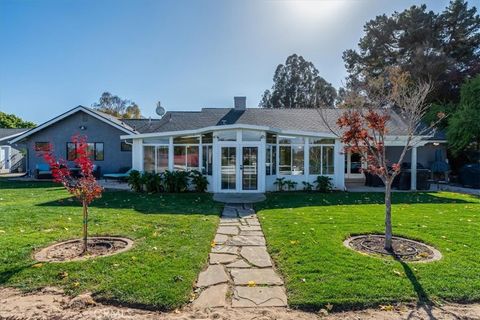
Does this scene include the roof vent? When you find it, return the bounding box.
[234,96,246,110]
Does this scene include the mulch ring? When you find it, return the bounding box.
[34,237,134,262]
[344,234,442,262]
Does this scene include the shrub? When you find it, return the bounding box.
[142,172,163,193]
[128,170,144,193]
[190,170,209,192]
[286,180,297,191]
[302,181,314,191]
[315,176,333,193]
[163,170,190,193]
[274,177,287,191]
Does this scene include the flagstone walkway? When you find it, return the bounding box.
[193,203,287,309]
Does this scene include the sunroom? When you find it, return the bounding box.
[123,126,345,193]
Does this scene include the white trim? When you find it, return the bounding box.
[10,106,136,143]
[121,124,339,140]
[0,145,11,171]
[1,131,27,144]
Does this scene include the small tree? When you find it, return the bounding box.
[324,68,434,251]
[42,135,103,254]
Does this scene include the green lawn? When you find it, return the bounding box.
[256,191,480,311]
[0,180,221,310]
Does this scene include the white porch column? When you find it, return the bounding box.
[132,138,143,171]
[168,137,174,171]
[334,140,346,190]
[411,146,417,191]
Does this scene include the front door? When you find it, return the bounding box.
[345,151,364,179]
[219,145,259,192]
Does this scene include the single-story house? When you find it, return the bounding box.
[0,128,27,174]
[9,98,447,191]
[120,97,448,193]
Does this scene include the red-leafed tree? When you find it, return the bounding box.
[323,68,435,251]
[42,135,103,254]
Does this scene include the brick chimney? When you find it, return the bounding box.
[234,96,246,110]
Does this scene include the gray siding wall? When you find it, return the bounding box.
[386,144,447,169]
[24,111,132,175]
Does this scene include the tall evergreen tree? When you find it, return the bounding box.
[259,54,337,109]
[343,0,480,104]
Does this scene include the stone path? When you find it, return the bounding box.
[193,203,287,309]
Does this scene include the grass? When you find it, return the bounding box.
[256,191,480,311]
[0,180,222,310]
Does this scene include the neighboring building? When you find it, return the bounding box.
[0,128,27,174]
[120,97,448,193]
[10,106,141,176]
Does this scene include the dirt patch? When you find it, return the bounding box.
[344,234,442,262]
[1,287,480,320]
[34,237,134,262]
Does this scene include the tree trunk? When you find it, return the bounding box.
[384,182,393,251]
[82,201,88,254]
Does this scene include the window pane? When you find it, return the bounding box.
[309,138,335,144]
[242,130,263,141]
[279,146,292,175]
[35,142,50,152]
[309,146,322,175]
[121,141,132,151]
[86,143,95,159]
[201,132,213,144]
[266,133,277,144]
[67,143,76,161]
[174,146,187,171]
[272,145,277,175]
[216,131,236,141]
[221,147,236,190]
[143,137,169,144]
[173,135,200,144]
[95,143,104,161]
[278,136,304,144]
[266,145,272,175]
[143,146,155,172]
[156,146,169,172]
[292,146,304,175]
[186,146,199,170]
[202,145,213,175]
[322,146,334,174]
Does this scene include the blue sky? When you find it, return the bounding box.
[1,0,450,123]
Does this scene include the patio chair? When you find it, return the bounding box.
[103,167,132,182]
[34,163,52,179]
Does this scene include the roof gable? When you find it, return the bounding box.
[10,106,137,143]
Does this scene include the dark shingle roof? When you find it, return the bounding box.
[126,108,411,135]
[0,128,27,142]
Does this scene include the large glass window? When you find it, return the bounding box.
[309,146,322,174]
[201,132,213,143]
[279,146,292,175]
[216,131,237,141]
[309,140,335,175]
[322,146,334,174]
[143,146,155,172]
[292,146,304,175]
[202,145,213,175]
[242,130,263,141]
[174,145,199,171]
[266,133,277,144]
[173,135,200,144]
[279,142,304,175]
[67,142,104,161]
[266,145,277,175]
[143,137,169,144]
[278,136,304,144]
[35,142,50,152]
[156,146,169,173]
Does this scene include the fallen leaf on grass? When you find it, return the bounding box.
[32,263,43,268]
